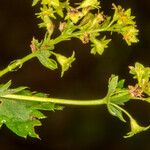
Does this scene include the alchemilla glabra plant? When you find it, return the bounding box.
[0,0,150,139]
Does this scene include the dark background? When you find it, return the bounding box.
[0,0,150,149]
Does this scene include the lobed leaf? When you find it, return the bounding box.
[0,97,62,138]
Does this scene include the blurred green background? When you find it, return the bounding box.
[0,0,150,149]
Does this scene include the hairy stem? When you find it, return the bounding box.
[1,94,107,106]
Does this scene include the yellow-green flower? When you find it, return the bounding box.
[56,52,76,77]
[122,26,139,45]
[112,4,135,26]
[124,118,150,138]
[65,8,83,24]
[90,36,111,55]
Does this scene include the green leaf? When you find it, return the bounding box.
[117,79,125,89]
[0,80,11,93]
[107,76,129,105]
[2,87,27,96]
[107,75,118,96]
[106,76,126,122]
[0,97,62,138]
[32,0,40,6]
[107,103,126,122]
[0,87,63,138]
[110,90,130,105]
[0,81,27,96]
[36,50,57,70]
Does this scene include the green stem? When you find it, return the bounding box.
[52,19,116,43]
[1,94,107,106]
[0,18,116,78]
[0,52,36,78]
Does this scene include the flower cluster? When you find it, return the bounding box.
[112,4,139,45]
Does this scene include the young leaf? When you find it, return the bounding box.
[6,87,28,95]
[36,50,57,70]
[0,80,11,94]
[117,79,125,89]
[107,103,126,122]
[110,90,130,105]
[32,0,40,6]
[107,75,118,96]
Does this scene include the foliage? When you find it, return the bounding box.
[0,0,149,139]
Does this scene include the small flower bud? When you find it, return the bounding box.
[59,22,67,32]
